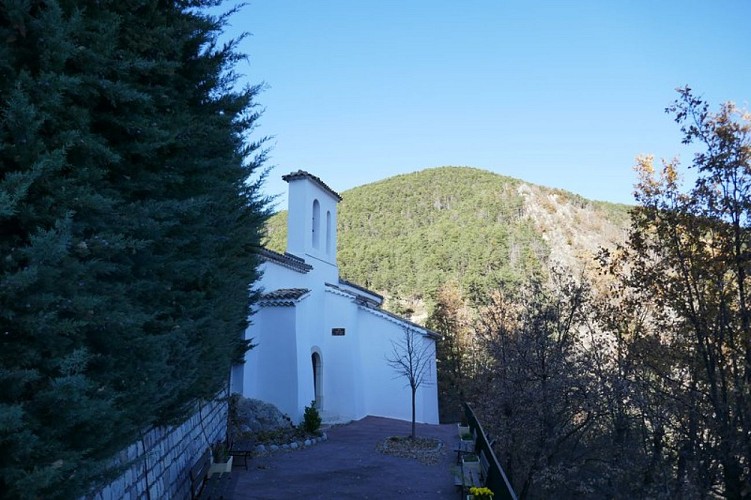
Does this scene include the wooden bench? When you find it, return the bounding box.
[454,437,475,464]
[454,427,476,463]
[189,448,232,500]
[453,450,491,495]
[229,438,256,470]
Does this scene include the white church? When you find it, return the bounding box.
[231,171,439,425]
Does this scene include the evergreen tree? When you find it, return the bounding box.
[0,1,269,497]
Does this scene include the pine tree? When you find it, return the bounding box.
[0,1,269,497]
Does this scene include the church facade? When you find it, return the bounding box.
[231,171,439,424]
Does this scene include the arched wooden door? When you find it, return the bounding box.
[311,352,323,409]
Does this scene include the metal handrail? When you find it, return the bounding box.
[463,402,518,500]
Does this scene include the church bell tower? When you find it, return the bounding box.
[282,171,341,269]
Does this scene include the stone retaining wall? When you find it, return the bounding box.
[86,392,228,500]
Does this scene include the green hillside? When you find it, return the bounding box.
[264,166,630,314]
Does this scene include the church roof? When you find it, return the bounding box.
[259,248,312,273]
[338,278,384,303]
[325,282,439,340]
[282,170,343,202]
[259,288,310,307]
[356,299,440,339]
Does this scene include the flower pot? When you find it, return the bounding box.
[209,455,233,475]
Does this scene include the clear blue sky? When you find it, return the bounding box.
[222,1,750,207]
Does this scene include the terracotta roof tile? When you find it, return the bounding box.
[259,288,310,307]
[259,248,312,273]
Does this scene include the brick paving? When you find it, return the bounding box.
[229,416,459,499]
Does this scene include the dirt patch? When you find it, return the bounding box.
[376,435,445,465]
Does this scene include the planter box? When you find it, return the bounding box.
[457,438,474,456]
[458,424,470,437]
[209,455,233,475]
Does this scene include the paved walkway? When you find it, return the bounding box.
[230,416,459,499]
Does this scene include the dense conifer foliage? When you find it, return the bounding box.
[0,1,268,497]
[265,167,630,314]
[266,168,546,301]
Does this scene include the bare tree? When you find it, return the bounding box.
[621,89,751,498]
[387,327,435,439]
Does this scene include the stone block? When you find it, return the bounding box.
[86,392,229,500]
[98,485,111,499]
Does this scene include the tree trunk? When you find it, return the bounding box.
[721,439,743,499]
[411,386,416,439]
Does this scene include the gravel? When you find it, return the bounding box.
[376,436,446,465]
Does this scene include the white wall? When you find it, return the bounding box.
[292,287,323,421]
[423,368,439,423]
[286,176,339,270]
[230,363,244,394]
[256,260,313,292]
[243,305,299,419]
[319,289,363,421]
[243,268,440,424]
[357,311,439,424]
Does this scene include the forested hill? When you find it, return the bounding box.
[264,167,630,319]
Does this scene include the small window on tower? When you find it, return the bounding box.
[326,210,331,254]
[312,199,320,249]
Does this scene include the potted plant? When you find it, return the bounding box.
[458,422,470,437]
[459,429,474,454]
[209,441,234,475]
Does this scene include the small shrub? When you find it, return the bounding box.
[302,400,322,434]
[211,441,229,462]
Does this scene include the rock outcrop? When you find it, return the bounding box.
[235,397,292,434]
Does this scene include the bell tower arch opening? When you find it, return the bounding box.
[312,199,321,249]
[325,210,332,255]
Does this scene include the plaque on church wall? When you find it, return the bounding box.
[331,328,345,336]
